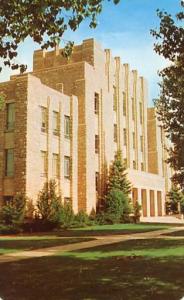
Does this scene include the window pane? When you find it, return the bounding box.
[64,156,70,178]
[94,93,99,114]
[140,102,143,124]
[41,151,47,176]
[113,86,117,111]
[123,129,127,146]
[52,153,59,178]
[132,97,135,121]
[95,135,99,153]
[5,149,14,176]
[41,107,47,132]
[7,103,15,130]
[114,124,117,143]
[123,92,126,116]
[64,116,70,138]
[53,111,59,135]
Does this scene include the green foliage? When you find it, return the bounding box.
[0,0,120,73]
[0,193,26,227]
[133,202,142,223]
[25,198,35,220]
[166,186,184,214]
[74,210,90,227]
[37,180,62,226]
[60,203,74,229]
[107,151,131,195]
[105,189,132,224]
[151,2,184,189]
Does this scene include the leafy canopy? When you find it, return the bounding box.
[151,1,184,189]
[0,0,120,73]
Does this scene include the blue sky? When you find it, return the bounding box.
[0,0,181,106]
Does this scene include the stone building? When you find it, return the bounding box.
[0,39,171,216]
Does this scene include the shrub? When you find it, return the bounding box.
[0,224,21,234]
[166,186,184,214]
[74,210,90,227]
[0,193,26,227]
[37,180,62,227]
[133,201,142,223]
[60,203,74,229]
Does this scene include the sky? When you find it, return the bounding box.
[0,0,181,106]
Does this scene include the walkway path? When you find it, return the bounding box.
[0,226,183,263]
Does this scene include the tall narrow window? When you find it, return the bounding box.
[113,86,117,111]
[133,160,136,170]
[133,132,135,149]
[114,124,117,143]
[64,156,70,178]
[94,93,99,114]
[123,129,127,146]
[6,103,15,130]
[140,135,143,152]
[41,107,47,133]
[132,97,135,121]
[52,153,59,178]
[53,111,59,136]
[95,172,99,192]
[64,116,70,139]
[95,135,99,153]
[5,149,14,177]
[41,151,47,176]
[139,102,143,124]
[123,92,126,116]
[141,162,144,171]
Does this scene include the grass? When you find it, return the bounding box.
[0,236,94,255]
[0,238,184,300]
[59,223,170,236]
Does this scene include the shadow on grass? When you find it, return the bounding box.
[0,237,94,254]
[163,230,184,237]
[58,224,170,237]
[0,247,184,300]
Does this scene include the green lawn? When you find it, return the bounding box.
[59,223,170,236]
[0,238,184,300]
[0,236,94,255]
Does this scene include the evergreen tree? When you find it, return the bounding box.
[107,151,131,195]
[37,179,62,225]
[166,186,184,214]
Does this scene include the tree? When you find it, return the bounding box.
[166,186,184,214]
[0,0,120,73]
[107,150,131,195]
[37,179,62,225]
[0,193,26,226]
[151,1,184,189]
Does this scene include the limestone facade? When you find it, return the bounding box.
[0,39,172,216]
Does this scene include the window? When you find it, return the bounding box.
[95,172,99,192]
[140,135,143,152]
[123,92,126,116]
[114,124,117,143]
[133,132,135,149]
[94,93,99,114]
[132,97,135,121]
[5,149,14,177]
[52,154,59,178]
[41,151,47,176]
[41,107,47,133]
[123,129,127,146]
[64,156,70,178]
[6,103,15,130]
[53,111,59,136]
[95,135,99,153]
[141,162,144,171]
[113,86,117,111]
[64,116,70,139]
[139,102,143,124]
[133,160,136,169]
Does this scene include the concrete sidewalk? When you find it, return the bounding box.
[0,226,183,263]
